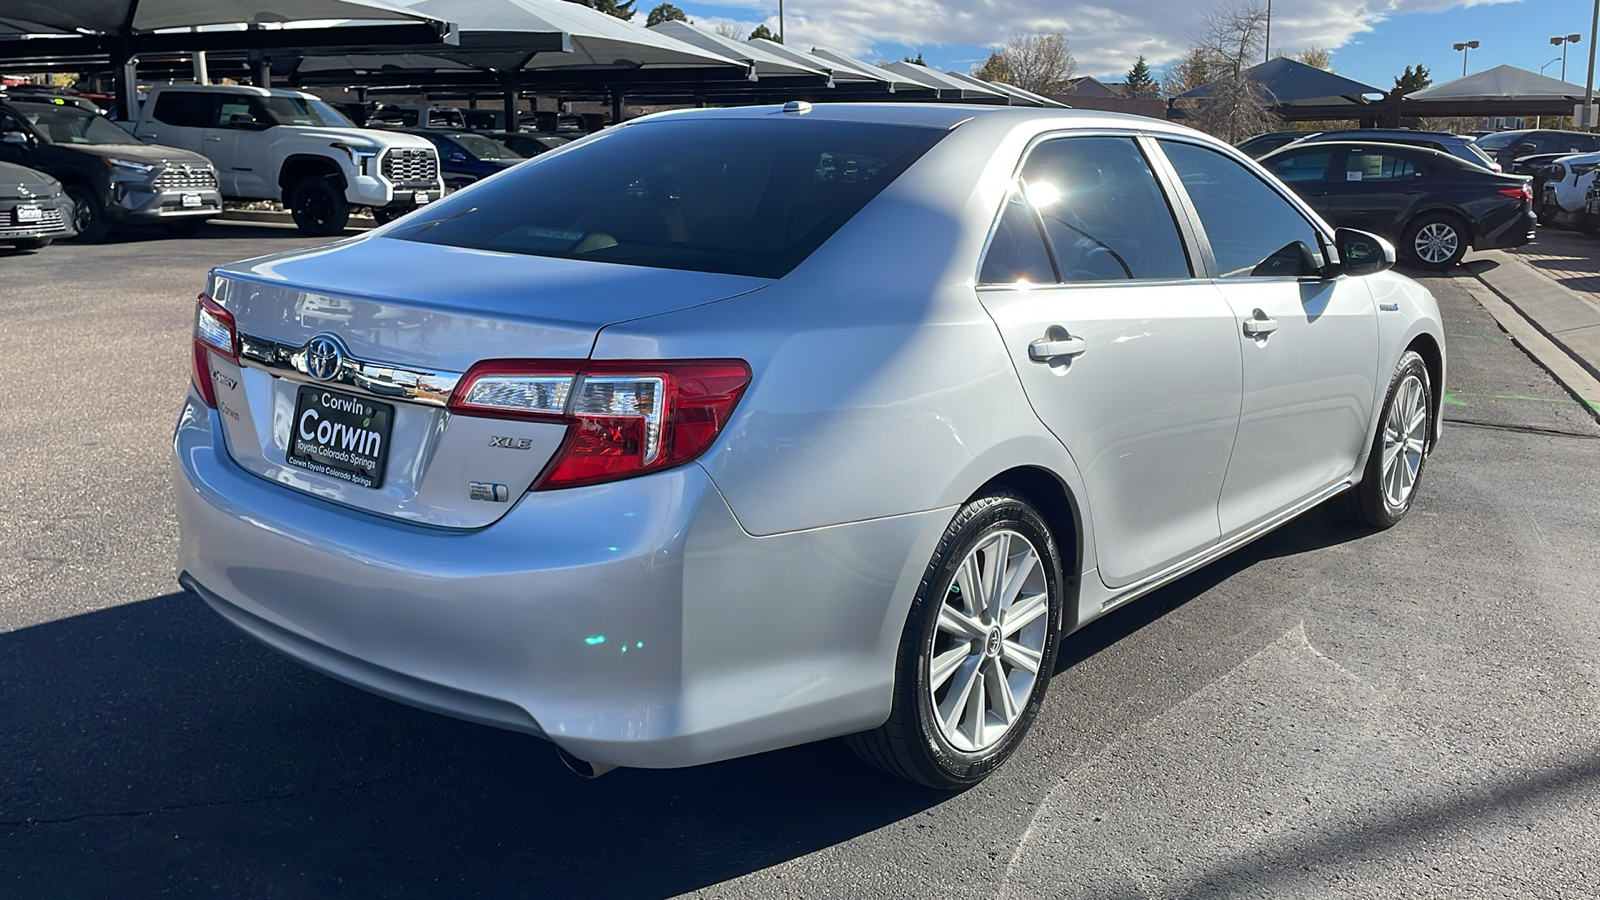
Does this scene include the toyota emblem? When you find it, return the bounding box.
[304,335,344,381]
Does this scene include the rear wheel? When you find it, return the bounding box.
[65,184,108,242]
[289,177,350,236]
[371,205,409,226]
[846,490,1063,789]
[1339,350,1432,530]
[10,237,50,251]
[1403,212,1467,269]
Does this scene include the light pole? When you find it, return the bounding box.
[1452,40,1480,77]
[1552,33,1582,81]
[1264,0,1272,63]
[1587,0,1599,131]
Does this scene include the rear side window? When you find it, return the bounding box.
[979,187,1056,285]
[388,118,946,278]
[1267,150,1334,183]
[152,91,212,128]
[1160,140,1326,278]
[1345,151,1418,181]
[1019,136,1190,281]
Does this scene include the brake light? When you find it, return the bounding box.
[447,359,751,490]
[1498,186,1532,201]
[191,294,238,409]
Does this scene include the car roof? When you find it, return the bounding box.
[627,102,1209,138]
[1263,140,1471,165]
[152,83,315,100]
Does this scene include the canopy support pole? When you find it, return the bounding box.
[611,87,623,125]
[112,45,138,121]
[502,74,519,131]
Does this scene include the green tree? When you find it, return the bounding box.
[973,51,1011,84]
[566,0,636,21]
[1393,63,1431,95]
[645,3,686,26]
[749,23,778,42]
[1125,55,1158,98]
[903,52,925,66]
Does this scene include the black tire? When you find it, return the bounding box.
[64,184,108,242]
[1339,350,1433,530]
[1536,198,1558,226]
[10,237,50,251]
[289,177,350,236]
[846,490,1065,790]
[165,218,206,238]
[1576,212,1600,236]
[1402,212,1468,270]
[370,205,408,226]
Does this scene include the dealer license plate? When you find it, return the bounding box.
[415,192,432,205]
[14,204,41,224]
[181,192,202,208]
[285,385,393,489]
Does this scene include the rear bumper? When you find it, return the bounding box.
[1475,202,1536,250]
[173,395,943,769]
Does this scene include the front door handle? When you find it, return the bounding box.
[1028,335,1087,362]
[1242,310,1279,337]
[205,135,222,142]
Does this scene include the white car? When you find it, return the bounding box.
[1538,150,1600,231]
[132,84,446,234]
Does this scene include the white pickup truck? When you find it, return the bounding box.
[133,84,445,235]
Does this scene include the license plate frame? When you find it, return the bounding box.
[14,204,42,224]
[181,192,203,209]
[285,385,394,489]
[415,192,432,205]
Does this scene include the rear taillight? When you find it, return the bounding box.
[191,294,238,409]
[1498,186,1532,201]
[448,359,751,490]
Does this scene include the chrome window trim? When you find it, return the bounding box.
[974,127,1208,288]
[236,331,462,407]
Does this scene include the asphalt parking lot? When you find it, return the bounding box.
[3,224,1600,898]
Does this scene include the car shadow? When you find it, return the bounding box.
[0,503,1373,897]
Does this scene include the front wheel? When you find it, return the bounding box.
[64,184,108,242]
[1403,213,1467,269]
[846,490,1064,789]
[289,177,350,236]
[370,205,409,226]
[1340,350,1433,529]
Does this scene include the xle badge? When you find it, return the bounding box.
[470,482,511,502]
[489,435,534,450]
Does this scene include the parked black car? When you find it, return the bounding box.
[0,96,221,240]
[0,159,75,250]
[1260,140,1535,268]
[1236,131,1316,158]
[1286,129,1499,171]
[399,129,522,191]
[1509,152,1581,221]
[1473,129,1600,171]
[481,130,572,158]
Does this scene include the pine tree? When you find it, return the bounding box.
[1393,64,1431,95]
[1125,55,1158,98]
[645,3,686,26]
[749,24,778,42]
[566,0,636,22]
[903,52,925,66]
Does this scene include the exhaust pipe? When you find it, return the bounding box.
[555,746,618,779]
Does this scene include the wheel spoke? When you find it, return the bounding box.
[1002,638,1043,674]
[938,604,987,640]
[938,656,982,736]
[986,659,1019,726]
[994,546,1037,619]
[978,532,1011,620]
[1002,591,1049,637]
[929,644,970,692]
[965,664,988,746]
[952,557,982,619]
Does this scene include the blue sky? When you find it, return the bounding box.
[667,0,1595,94]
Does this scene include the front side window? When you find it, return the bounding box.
[1345,151,1418,181]
[255,96,353,128]
[389,118,946,279]
[1019,136,1190,282]
[1267,150,1334,184]
[1160,139,1326,278]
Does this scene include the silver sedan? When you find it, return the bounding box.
[175,102,1444,788]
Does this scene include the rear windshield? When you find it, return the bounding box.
[386,117,947,278]
[1472,132,1522,151]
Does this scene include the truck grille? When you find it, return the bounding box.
[382,148,440,187]
[154,165,218,190]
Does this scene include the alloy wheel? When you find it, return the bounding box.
[1413,222,1459,265]
[1380,373,1428,512]
[927,529,1050,753]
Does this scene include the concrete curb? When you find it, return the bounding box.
[1461,256,1600,414]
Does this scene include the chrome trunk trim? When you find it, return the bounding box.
[236,331,462,406]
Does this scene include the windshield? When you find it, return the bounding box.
[1467,143,1497,168]
[450,133,522,160]
[1473,132,1520,151]
[13,101,143,146]
[257,96,354,128]
[388,117,946,279]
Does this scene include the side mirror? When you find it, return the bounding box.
[1326,227,1395,278]
[1513,143,1537,158]
[448,151,467,162]
[1,131,30,146]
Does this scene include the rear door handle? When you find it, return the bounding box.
[1242,311,1279,336]
[1028,336,1087,362]
[205,135,222,142]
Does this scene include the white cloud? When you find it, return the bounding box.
[701,0,1520,76]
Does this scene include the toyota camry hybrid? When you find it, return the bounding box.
[175,103,1445,789]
